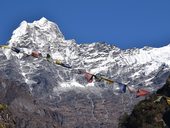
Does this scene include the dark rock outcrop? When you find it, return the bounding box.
[119,77,170,128]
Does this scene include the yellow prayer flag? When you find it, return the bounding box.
[106,80,114,84]
[166,97,170,105]
[0,45,10,49]
[55,59,62,65]
[101,77,114,84]
[164,96,170,105]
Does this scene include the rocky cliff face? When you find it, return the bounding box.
[0,76,138,128]
[0,17,170,128]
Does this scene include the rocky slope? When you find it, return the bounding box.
[0,17,170,127]
[0,76,138,128]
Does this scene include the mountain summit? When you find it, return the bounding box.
[0,17,170,127]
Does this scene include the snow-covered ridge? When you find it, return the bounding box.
[1,17,170,95]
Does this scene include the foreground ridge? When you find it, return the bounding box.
[119,77,170,128]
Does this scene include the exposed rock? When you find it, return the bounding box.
[0,76,141,128]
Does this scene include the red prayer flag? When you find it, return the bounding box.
[84,72,94,83]
[136,89,150,97]
[31,51,42,58]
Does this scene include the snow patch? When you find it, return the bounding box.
[3,49,11,59]
[59,79,85,88]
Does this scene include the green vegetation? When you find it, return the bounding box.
[0,103,11,128]
[0,123,6,128]
[0,104,7,112]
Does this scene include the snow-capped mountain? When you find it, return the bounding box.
[2,17,170,94]
[0,17,170,128]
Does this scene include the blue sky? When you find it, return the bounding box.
[1,0,170,49]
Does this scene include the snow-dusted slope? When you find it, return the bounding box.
[1,17,170,96]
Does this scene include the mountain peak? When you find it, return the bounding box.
[9,17,64,48]
[36,17,48,24]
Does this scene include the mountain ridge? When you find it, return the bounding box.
[3,17,170,92]
[0,17,170,127]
